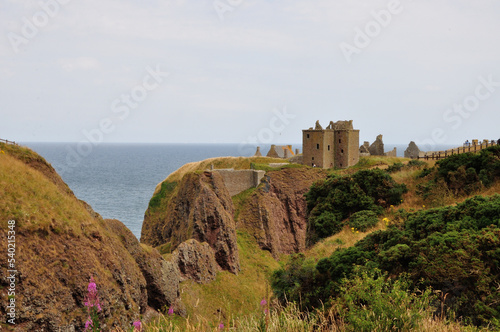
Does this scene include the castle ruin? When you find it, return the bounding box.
[302,120,360,168]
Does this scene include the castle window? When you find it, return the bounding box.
[307,134,310,138]
[316,144,320,149]
[341,149,344,154]
[339,139,341,143]
[312,157,314,160]
[328,145,330,151]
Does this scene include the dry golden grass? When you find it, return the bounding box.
[306,219,387,260]
[0,152,93,235]
[141,301,487,332]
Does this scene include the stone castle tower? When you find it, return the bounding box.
[302,120,359,168]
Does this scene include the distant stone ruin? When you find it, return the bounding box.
[404,141,422,159]
[359,134,397,157]
[302,120,360,169]
[267,145,295,159]
[253,145,295,159]
[368,134,385,156]
[359,141,370,156]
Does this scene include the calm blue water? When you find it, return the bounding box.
[23,142,456,240]
[24,143,271,239]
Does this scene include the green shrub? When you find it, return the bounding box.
[306,170,406,242]
[348,210,379,232]
[386,162,404,173]
[274,194,500,327]
[407,159,427,168]
[330,268,435,332]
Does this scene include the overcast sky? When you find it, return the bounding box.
[1,0,499,149]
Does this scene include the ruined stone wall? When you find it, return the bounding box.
[384,147,397,157]
[303,129,333,168]
[214,169,266,196]
[334,130,349,168]
[333,130,359,168]
[348,130,360,167]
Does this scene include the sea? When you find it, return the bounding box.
[23,142,457,240]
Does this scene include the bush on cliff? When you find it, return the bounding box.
[305,169,407,243]
[417,145,500,198]
[272,194,500,328]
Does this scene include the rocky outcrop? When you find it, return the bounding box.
[237,168,327,258]
[171,239,218,284]
[105,219,183,314]
[369,134,385,156]
[142,171,240,274]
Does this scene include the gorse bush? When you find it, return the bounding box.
[305,169,407,243]
[386,162,404,173]
[386,160,427,173]
[329,268,435,332]
[422,145,500,197]
[347,210,379,232]
[272,195,500,327]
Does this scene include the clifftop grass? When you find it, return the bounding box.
[0,144,147,330]
[0,151,92,235]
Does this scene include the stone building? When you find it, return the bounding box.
[302,120,360,169]
[254,145,295,159]
[404,141,423,159]
[266,145,294,158]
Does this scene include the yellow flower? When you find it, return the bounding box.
[422,205,425,208]
[356,231,359,234]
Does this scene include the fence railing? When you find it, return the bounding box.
[0,138,18,146]
[418,141,498,160]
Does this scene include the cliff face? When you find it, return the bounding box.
[142,171,240,274]
[105,219,183,313]
[237,168,327,258]
[0,145,181,331]
[142,162,327,265]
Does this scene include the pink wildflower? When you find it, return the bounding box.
[168,306,174,316]
[260,298,267,307]
[218,322,224,329]
[133,320,142,331]
[85,276,101,312]
[88,281,97,293]
[84,317,93,331]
